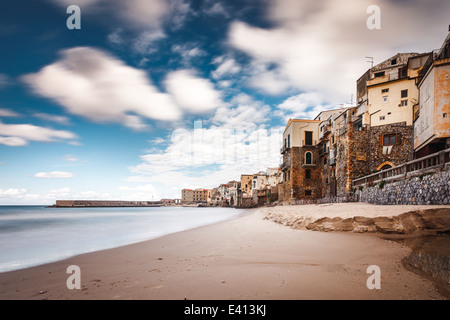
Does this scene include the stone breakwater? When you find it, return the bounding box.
[263,206,450,235]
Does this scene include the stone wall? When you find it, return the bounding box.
[369,122,413,172]
[358,169,449,205]
[282,146,323,203]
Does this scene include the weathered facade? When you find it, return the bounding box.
[414,33,450,158]
[281,119,322,203]
[181,188,209,204]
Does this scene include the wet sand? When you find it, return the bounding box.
[0,207,447,300]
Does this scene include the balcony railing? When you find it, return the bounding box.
[280,145,290,154]
[352,148,450,188]
[319,146,329,156]
[302,140,316,146]
[281,159,291,171]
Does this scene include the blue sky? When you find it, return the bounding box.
[0,0,449,204]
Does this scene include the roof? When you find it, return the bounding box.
[283,118,320,134]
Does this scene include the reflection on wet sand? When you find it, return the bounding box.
[398,234,450,298]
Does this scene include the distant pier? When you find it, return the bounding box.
[52,200,163,208]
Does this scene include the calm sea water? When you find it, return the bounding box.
[0,206,245,273]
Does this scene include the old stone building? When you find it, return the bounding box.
[181,188,209,204]
[360,52,430,172]
[281,119,322,203]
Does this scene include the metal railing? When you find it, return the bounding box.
[280,158,291,170]
[352,148,450,188]
[319,146,329,156]
[302,140,316,146]
[280,145,290,154]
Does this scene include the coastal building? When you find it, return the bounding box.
[181,188,209,204]
[226,180,240,207]
[315,108,350,197]
[414,33,450,158]
[280,119,322,203]
[363,52,429,172]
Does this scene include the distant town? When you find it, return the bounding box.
[55,32,450,209]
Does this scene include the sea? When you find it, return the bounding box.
[0,205,245,273]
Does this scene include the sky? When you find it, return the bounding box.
[0,0,449,204]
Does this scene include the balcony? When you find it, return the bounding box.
[302,140,317,147]
[280,159,291,171]
[280,145,290,154]
[319,146,329,156]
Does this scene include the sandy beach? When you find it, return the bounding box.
[0,204,448,300]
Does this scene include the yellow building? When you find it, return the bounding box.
[240,174,253,198]
[366,53,421,127]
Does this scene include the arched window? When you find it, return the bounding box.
[305,152,312,164]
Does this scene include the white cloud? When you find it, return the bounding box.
[118,184,160,201]
[211,93,271,129]
[115,0,169,30]
[275,92,338,121]
[0,188,27,196]
[211,57,241,79]
[172,44,207,66]
[49,0,100,7]
[203,1,229,18]
[33,113,71,125]
[165,69,223,114]
[131,29,166,54]
[34,171,74,179]
[0,108,20,117]
[64,155,79,162]
[0,136,27,147]
[22,47,182,130]
[0,121,77,146]
[228,0,450,102]
[128,119,283,197]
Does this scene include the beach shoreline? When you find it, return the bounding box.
[0,204,448,300]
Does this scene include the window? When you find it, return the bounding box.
[401,100,408,107]
[305,152,312,164]
[379,116,385,121]
[383,134,397,146]
[287,171,290,181]
[305,169,311,179]
[287,134,290,148]
[381,88,389,94]
[305,190,312,196]
[305,131,313,146]
[391,58,397,65]
[399,67,407,78]
[374,71,385,78]
[382,96,388,103]
[324,157,327,165]
[401,89,408,98]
